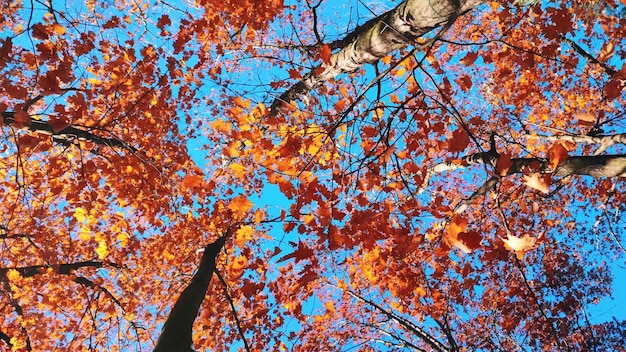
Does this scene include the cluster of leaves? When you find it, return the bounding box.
[1,0,625,351]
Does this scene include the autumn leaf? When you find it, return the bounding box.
[52,23,66,35]
[548,142,569,170]
[523,173,551,193]
[448,128,470,153]
[495,153,513,176]
[598,41,615,62]
[228,195,253,216]
[0,38,12,64]
[324,301,337,315]
[575,112,596,126]
[460,52,478,66]
[318,44,332,64]
[234,225,254,247]
[96,240,108,259]
[287,68,302,79]
[455,75,472,92]
[277,241,315,263]
[31,23,50,39]
[228,255,248,279]
[502,234,536,259]
[13,110,31,127]
[445,216,480,254]
[182,174,204,190]
[48,116,72,132]
[6,269,21,281]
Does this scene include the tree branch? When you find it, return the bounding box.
[1,111,136,152]
[0,260,119,278]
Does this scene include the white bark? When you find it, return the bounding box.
[271,0,485,112]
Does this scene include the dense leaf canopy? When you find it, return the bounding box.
[1,0,625,351]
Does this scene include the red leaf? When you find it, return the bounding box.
[455,75,472,92]
[18,134,45,149]
[277,241,315,263]
[0,38,12,65]
[495,153,513,176]
[604,76,624,100]
[39,71,61,95]
[448,129,470,153]
[48,116,72,133]
[460,52,478,66]
[157,15,171,30]
[287,68,302,79]
[318,44,332,64]
[13,111,31,127]
[457,231,482,253]
[31,23,49,40]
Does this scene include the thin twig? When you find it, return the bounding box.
[215,269,252,352]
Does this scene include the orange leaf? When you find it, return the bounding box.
[523,173,551,194]
[234,225,254,247]
[182,174,204,190]
[598,41,614,62]
[575,112,596,127]
[52,23,66,35]
[548,142,569,170]
[318,44,332,64]
[228,195,253,215]
[233,97,250,109]
[324,301,337,315]
[445,216,479,253]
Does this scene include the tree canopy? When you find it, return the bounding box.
[1,0,625,351]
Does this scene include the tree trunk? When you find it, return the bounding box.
[153,236,227,352]
[271,0,485,112]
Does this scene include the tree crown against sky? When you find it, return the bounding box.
[1,0,626,350]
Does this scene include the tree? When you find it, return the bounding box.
[1,0,625,350]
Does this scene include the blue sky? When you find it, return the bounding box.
[3,0,626,350]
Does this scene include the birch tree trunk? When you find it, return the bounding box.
[271,0,485,112]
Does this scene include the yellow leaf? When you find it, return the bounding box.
[74,207,87,223]
[234,225,254,247]
[117,232,129,247]
[79,225,91,241]
[96,241,108,259]
[163,250,175,261]
[324,301,336,315]
[7,269,21,281]
[229,163,247,178]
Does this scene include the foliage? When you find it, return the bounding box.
[1,0,625,351]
